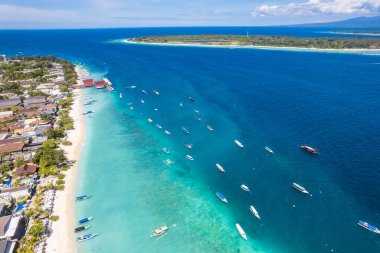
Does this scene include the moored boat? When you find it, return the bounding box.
[188,96,197,102]
[186,155,194,161]
[162,148,170,154]
[241,184,250,192]
[357,220,380,234]
[216,163,225,173]
[164,159,174,165]
[216,192,228,203]
[206,125,214,131]
[119,93,122,99]
[292,183,309,194]
[185,143,193,149]
[153,90,160,95]
[142,89,148,95]
[147,118,153,123]
[141,99,145,104]
[234,140,244,148]
[250,205,260,219]
[79,217,93,224]
[156,124,162,129]
[181,127,190,134]
[164,130,172,135]
[236,224,247,240]
[300,145,318,154]
[194,116,202,121]
[265,146,274,154]
[74,226,91,233]
[76,233,98,242]
[179,103,183,107]
[150,225,168,237]
[76,195,91,201]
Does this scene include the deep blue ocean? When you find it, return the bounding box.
[1,27,380,253]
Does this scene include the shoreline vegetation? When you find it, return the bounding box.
[128,34,380,50]
[0,55,84,252]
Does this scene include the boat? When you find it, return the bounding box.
[162,148,170,154]
[150,226,168,237]
[164,130,172,136]
[79,217,93,224]
[241,184,250,192]
[130,106,134,110]
[76,195,91,201]
[216,163,225,173]
[194,116,202,121]
[74,226,91,233]
[188,96,197,102]
[181,127,190,134]
[127,85,136,89]
[185,143,193,149]
[234,140,244,148]
[76,233,98,242]
[249,205,260,219]
[194,109,200,114]
[206,125,214,131]
[147,118,153,123]
[153,90,160,95]
[357,220,380,234]
[107,86,114,92]
[119,93,122,99]
[142,90,148,95]
[300,145,318,154]
[179,103,183,107]
[216,192,228,203]
[164,159,174,165]
[265,146,274,154]
[292,183,309,194]
[156,124,162,129]
[186,155,194,161]
[235,224,247,240]
[96,85,105,89]
[82,110,94,115]
[141,100,145,104]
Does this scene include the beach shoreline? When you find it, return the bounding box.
[45,82,86,253]
[123,39,380,54]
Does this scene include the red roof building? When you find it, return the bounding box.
[94,80,106,86]
[83,79,94,87]
[14,163,39,176]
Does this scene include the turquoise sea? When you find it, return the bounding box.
[1,27,380,252]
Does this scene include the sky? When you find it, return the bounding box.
[0,0,379,29]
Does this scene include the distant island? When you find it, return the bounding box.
[129,35,380,50]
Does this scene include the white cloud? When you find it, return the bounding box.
[252,0,380,17]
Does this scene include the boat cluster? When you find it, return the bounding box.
[75,195,98,242]
[120,85,379,240]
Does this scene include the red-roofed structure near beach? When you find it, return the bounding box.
[83,79,94,87]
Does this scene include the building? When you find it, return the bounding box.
[0,99,21,110]
[0,186,30,199]
[83,79,94,87]
[0,239,16,253]
[24,96,46,108]
[14,163,39,177]
[0,138,27,155]
[0,112,13,120]
[0,215,22,241]
[18,108,40,118]
[40,104,58,115]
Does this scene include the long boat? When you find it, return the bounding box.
[74,226,91,233]
[292,183,309,194]
[241,184,250,192]
[188,96,197,102]
[181,127,190,134]
[234,140,244,148]
[357,220,380,234]
[250,205,260,219]
[76,195,91,201]
[216,192,228,203]
[186,155,194,161]
[164,130,172,136]
[216,163,225,173]
[162,148,170,154]
[79,217,93,224]
[206,125,214,131]
[76,233,98,242]
[235,224,247,240]
[265,146,274,154]
[150,225,168,237]
[300,145,318,154]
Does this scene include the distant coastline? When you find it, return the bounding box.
[124,38,380,54]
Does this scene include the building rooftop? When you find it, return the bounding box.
[14,163,39,176]
[0,98,21,109]
[0,215,11,237]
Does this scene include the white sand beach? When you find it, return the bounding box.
[45,88,85,253]
[124,39,380,55]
